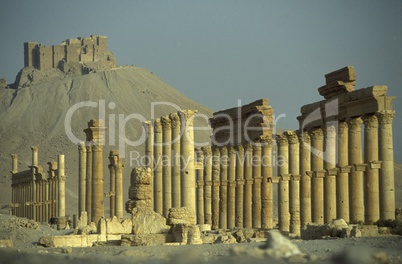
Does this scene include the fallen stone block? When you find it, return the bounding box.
[0,239,13,248]
[131,207,170,235]
[120,234,167,246]
[167,207,196,225]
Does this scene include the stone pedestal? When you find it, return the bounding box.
[252,143,262,228]
[299,131,311,227]
[309,128,324,224]
[377,110,395,221]
[235,145,244,228]
[211,146,220,229]
[179,110,197,213]
[219,146,228,229]
[363,115,380,224]
[243,144,253,228]
[227,146,236,229]
[78,142,86,217]
[261,139,273,229]
[161,116,172,217]
[169,113,181,208]
[202,146,212,225]
[337,122,349,222]
[348,117,364,223]
[153,118,163,215]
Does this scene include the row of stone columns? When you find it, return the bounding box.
[107,150,125,219]
[10,147,65,223]
[144,110,198,218]
[194,141,275,230]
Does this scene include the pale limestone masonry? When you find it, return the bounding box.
[10,147,65,224]
[107,150,124,219]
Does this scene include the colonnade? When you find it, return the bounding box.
[10,146,65,222]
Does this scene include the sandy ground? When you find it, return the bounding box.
[1,214,401,264]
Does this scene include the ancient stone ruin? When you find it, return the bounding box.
[9,65,397,247]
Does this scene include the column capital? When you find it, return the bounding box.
[338,121,348,135]
[376,110,395,125]
[228,146,236,155]
[235,144,244,154]
[244,143,253,152]
[219,146,228,155]
[92,144,103,152]
[298,130,310,143]
[30,146,39,151]
[201,146,212,156]
[160,115,172,129]
[260,136,273,146]
[362,114,378,130]
[153,118,162,132]
[308,127,323,140]
[212,146,221,156]
[252,143,262,151]
[178,109,198,126]
[78,142,86,152]
[284,130,299,144]
[276,133,288,146]
[347,116,363,131]
[10,153,18,159]
[195,148,204,159]
[169,112,181,128]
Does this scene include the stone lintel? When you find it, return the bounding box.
[369,161,382,169]
[318,81,355,99]
[325,66,356,84]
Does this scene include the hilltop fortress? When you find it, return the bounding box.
[11,35,118,88]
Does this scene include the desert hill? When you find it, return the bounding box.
[0,66,214,217]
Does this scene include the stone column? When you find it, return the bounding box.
[309,127,324,224]
[202,146,212,225]
[115,157,124,219]
[227,146,236,229]
[31,146,38,221]
[235,145,244,228]
[287,131,300,235]
[196,148,205,224]
[88,119,106,224]
[144,121,154,171]
[348,117,364,223]
[337,122,349,222]
[58,154,66,218]
[377,110,395,221]
[277,133,290,233]
[78,142,86,217]
[243,143,253,228]
[11,154,18,173]
[363,115,380,224]
[179,110,197,212]
[161,116,172,217]
[85,143,92,224]
[169,113,181,208]
[299,131,311,226]
[252,143,262,228]
[153,118,163,215]
[108,151,117,217]
[211,146,220,229]
[261,139,273,229]
[219,146,228,230]
[324,125,337,223]
[31,146,39,167]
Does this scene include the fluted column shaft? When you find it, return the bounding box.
[309,127,324,224]
[227,146,236,229]
[202,146,212,225]
[179,110,197,213]
[337,122,349,222]
[161,116,172,217]
[78,143,87,217]
[235,145,244,228]
[377,110,395,220]
[153,118,163,215]
[243,144,253,228]
[324,125,337,223]
[348,117,364,223]
[261,140,273,229]
[170,113,181,208]
[363,115,380,224]
[252,143,262,228]
[277,133,290,232]
[299,131,311,226]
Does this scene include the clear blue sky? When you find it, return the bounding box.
[1,0,401,161]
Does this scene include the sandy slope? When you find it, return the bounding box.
[0,66,214,216]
